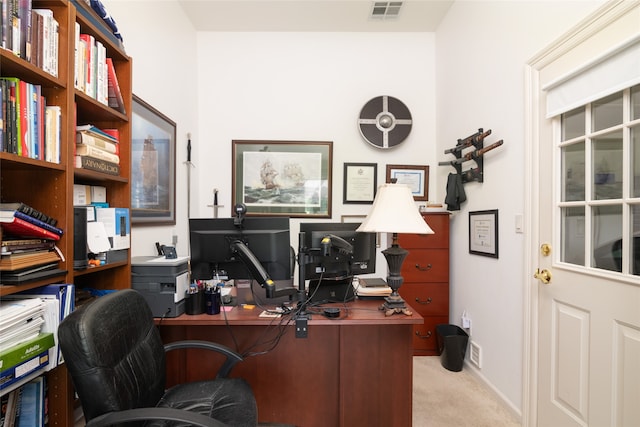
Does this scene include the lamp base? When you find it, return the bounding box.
[380,293,413,317]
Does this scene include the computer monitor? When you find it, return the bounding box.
[299,221,376,280]
[189,217,292,283]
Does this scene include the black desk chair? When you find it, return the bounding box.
[58,289,257,427]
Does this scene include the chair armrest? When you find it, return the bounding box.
[86,407,229,427]
[164,340,244,378]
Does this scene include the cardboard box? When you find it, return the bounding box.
[73,184,91,205]
[90,186,107,203]
[95,207,130,250]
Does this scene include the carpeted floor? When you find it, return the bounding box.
[413,356,521,426]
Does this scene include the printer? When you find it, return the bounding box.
[131,256,189,317]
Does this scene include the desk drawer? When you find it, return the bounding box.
[401,283,448,316]
[412,315,449,354]
[401,249,449,283]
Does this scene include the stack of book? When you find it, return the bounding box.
[0,298,53,394]
[75,124,120,175]
[0,283,75,423]
[352,277,393,299]
[0,203,64,284]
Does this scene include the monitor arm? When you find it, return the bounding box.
[320,234,354,257]
[229,239,296,299]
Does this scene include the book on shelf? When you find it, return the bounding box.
[76,130,119,154]
[0,333,55,373]
[76,124,119,143]
[0,351,49,392]
[75,143,120,164]
[0,216,61,241]
[0,210,63,237]
[0,202,58,227]
[0,263,66,285]
[0,249,61,271]
[31,9,59,78]
[74,154,120,176]
[1,387,21,427]
[44,105,61,163]
[14,376,46,427]
[1,238,57,255]
[106,57,125,114]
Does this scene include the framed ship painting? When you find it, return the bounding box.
[131,95,176,225]
[232,140,333,218]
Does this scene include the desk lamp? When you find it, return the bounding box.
[357,181,434,316]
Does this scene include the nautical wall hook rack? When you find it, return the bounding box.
[438,128,504,183]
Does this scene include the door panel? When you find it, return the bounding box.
[529,3,640,426]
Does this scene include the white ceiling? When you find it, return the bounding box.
[177,0,454,32]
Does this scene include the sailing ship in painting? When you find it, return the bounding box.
[243,153,320,206]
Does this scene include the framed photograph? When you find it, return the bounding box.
[343,163,377,204]
[469,209,499,258]
[232,140,333,217]
[385,164,429,201]
[130,95,176,225]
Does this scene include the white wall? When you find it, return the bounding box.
[103,0,605,419]
[102,1,198,257]
[435,0,604,416]
[193,31,437,247]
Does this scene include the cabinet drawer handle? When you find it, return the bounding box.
[415,297,432,305]
[415,263,432,272]
[415,330,432,339]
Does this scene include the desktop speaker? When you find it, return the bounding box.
[74,207,88,269]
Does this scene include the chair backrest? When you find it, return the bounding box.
[59,289,167,422]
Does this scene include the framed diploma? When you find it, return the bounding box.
[469,209,499,258]
[343,163,377,204]
[385,164,429,201]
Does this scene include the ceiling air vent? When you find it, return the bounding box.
[370,1,403,20]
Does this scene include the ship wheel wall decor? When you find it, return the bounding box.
[358,95,412,149]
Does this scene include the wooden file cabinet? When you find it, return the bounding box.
[398,212,450,355]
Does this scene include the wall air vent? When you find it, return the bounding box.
[370,1,403,20]
[469,340,482,369]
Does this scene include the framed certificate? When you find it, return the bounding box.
[343,163,377,204]
[469,209,499,258]
[385,164,429,201]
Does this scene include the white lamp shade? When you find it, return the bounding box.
[356,183,434,234]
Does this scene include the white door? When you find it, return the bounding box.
[527,2,640,426]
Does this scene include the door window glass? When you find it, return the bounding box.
[592,130,622,200]
[559,88,637,274]
[592,205,622,272]
[561,108,586,141]
[562,206,585,266]
[632,85,639,121]
[562,142,585,201]
[592,92,623,132]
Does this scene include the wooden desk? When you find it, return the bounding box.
[156,299,422,427]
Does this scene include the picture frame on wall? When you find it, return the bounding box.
[130,95,176,225]
[385,164,429,201]
[232,140,333,217]
[343,163,377,204]
[469,209,499,258]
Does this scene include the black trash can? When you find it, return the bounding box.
[436,324,469,372]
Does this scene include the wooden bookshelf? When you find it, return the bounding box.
[0,0,132,423]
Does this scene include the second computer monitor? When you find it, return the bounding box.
[299,221,376,280]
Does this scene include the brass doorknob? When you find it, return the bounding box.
[534,268,552,284]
